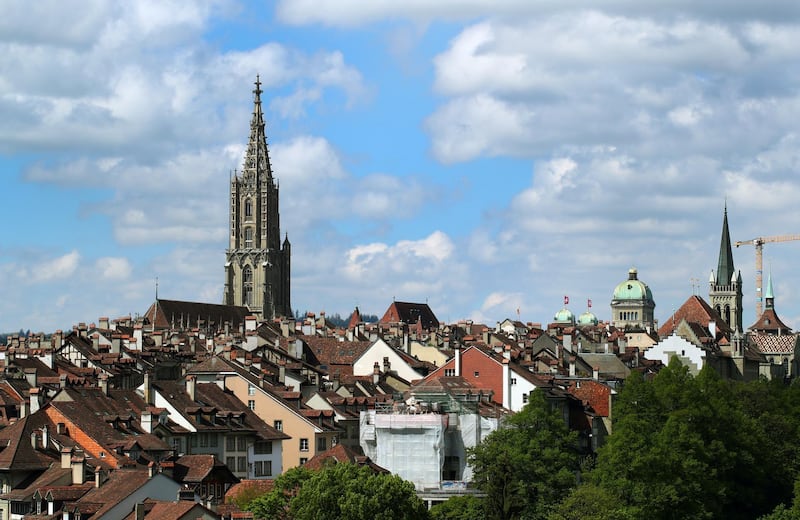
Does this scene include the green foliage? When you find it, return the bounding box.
[246,463,426,520]
[245,465,312,519]
[590,358,796,519]
[290,462,428,520]
[429,495,485,520]
[548,484,636,520]
[468,390,580,520]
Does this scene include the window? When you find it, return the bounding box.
[238,436,248,451]
[226,456,236,470]
[318,437,327,452]
[511,378,517,385]
[254,460,272,477]
[523,393,529,403]
[245,227,253,248]
[254,441,273,455]
[331,436,338,447]
[248,384,256,396]
[245,198,253,219]
[210,434,218,447]
[473,371,480,378]
[237,456,247,473]
[199,433,208,447]
[299,438,309,452]
[444,368,455,377]
[274,420,282,431]
[248,400,255,411]
[227,436,236,451]
[172,437,182,453]
[300,457,308,465]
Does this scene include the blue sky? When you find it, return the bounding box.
[3,0,800,333]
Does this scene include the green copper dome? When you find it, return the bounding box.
[578,311,599,326]
[612,268,654,302]
[554,307,575,323]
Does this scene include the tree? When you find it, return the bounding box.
[430,495,485,520]
[468,390,580,520]
[247,462,427,520]
[548,483,636,520]
[591,358,778,519]
[289,462,428,520]
[245,465,312,519]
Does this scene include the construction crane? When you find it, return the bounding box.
[734,234,800,318]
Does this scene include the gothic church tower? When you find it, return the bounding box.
[709,205,742,332]
[223,77,291,319]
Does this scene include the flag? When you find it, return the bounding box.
[588,299,592,308]
[564,295,569,305]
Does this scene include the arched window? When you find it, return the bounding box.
[724,305,731,326]
[245,198,253,219]
[245,227,253,248]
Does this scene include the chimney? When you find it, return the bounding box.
[186,375,196,401]
[29,387,41,414]
[71,453,86,485]
[133,324,143,350]
[61,447,72,469]
[569,356,576,377]
[59,374,68,389]
[78,323,88,338]
[111,334,121,354]
[593,366,600,381]
[42,424,49,449]
[52,330,63,349]
[30,429,39,449]
[99,373,109,396]
[91,333,100,350]
[144,372,153,405]
[141,410,153,434]
[563,334,572,354]
[454,344,462,377]
[278,362,286,384]
[148,461,155,479]
[94,466,102,488]
[99,316,109,330]
[383,357,391,374]
[24,367,37,388]
[502,358,511,410]
[373,362,380,384]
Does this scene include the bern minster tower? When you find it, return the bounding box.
[224,77,291,319]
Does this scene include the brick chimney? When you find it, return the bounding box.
[99,373,109,396]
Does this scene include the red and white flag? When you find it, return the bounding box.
[588,299,592,308]
[564,295,569,305]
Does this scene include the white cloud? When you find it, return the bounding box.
[96,257,133,280]
[28,250,81,284]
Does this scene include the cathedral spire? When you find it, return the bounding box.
[244,74,273,179]
[716,204,735,285]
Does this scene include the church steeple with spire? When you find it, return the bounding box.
[223,76,291,319]
[709,204,743,332]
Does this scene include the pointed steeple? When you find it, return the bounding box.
[716,204,735,285]
[765,269,775,309]
[243,74,273,180]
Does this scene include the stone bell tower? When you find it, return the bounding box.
[223,76,291,319]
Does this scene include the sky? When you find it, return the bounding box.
[3,0,800,334]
